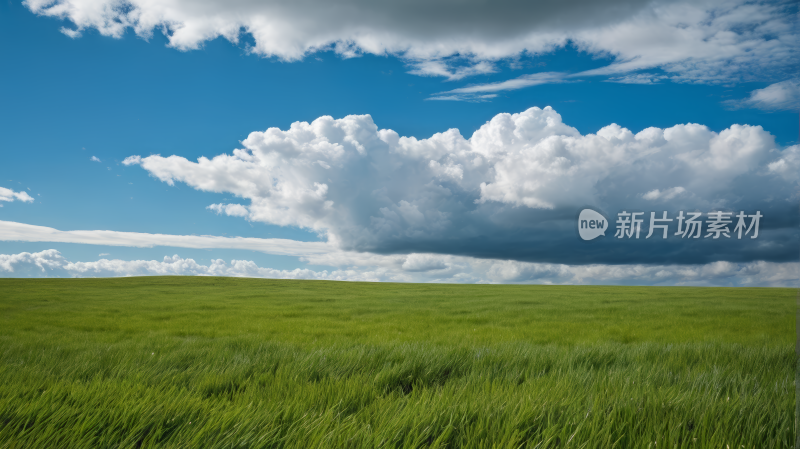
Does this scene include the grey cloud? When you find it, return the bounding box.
[25,0,799,83]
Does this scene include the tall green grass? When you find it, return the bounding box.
[0,278,795,448]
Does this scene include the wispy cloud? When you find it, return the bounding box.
[603,74,668,85]
[90,156,101,162]
[408,60,498,81]
[725,79,800,112]
[0,220,332,257]
[444,72,566,94]
[429,72,566,101]
[427,94,497,102]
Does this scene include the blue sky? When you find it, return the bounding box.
[1,0,798,285]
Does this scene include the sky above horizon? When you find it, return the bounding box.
[1,0,798,286]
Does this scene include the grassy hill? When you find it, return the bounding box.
[0,277,795,448]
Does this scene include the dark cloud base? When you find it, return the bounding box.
[352,206,799,265]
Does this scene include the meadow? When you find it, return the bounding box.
[0,277,795,448]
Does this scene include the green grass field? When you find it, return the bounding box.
[0,277,795,448]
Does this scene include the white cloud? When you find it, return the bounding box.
[604,74,668,84]
[731,79,800,111]
[0,250,67,275]
[121,106,796,262]
[431,72,567,101]
[408,60,498,81]
[767,145,800,184]
[91,156,101,162]
[427,94,497,102]
[572,1,798,84]
[207,203,249,217]
[401,253,448,272]
[24,0,799,84]
[642,186,685,201]
[444,73,567,93]
[0,249,796,287]
[0,220,331,257]
[0,187,34,204]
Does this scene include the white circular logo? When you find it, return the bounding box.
[578,209,608,241]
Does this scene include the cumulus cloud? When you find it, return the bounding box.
[729,79,800,111]
[0,249,796,287]
[767,145,800,184]
[90,156,101,162]
[123,106,798,265]
[24,0,799,84]
[0,187,34,204]
[0,250,65,275]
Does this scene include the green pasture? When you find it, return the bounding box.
[0,277,795,448]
